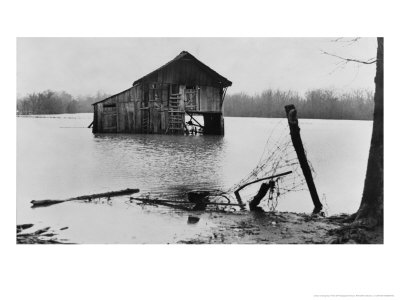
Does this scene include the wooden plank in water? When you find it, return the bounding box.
[130,197,243,207]
[31,188,140,208]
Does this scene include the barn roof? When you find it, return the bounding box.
[132,51,232,87]
[91,87,132,105]
[92,51,232,106]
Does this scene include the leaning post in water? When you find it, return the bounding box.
[284,104,323,214]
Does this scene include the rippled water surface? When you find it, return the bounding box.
[17,113,372,243]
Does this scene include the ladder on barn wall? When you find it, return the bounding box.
[166,93,184,134]
[141,107,150,133]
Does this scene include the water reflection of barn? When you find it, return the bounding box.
[92,51,232,135]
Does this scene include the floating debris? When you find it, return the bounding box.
[16,224,33,233]
[16,224,70,244]
[130,191,243,212]
[187,216,200,224]
[31,188,140,208]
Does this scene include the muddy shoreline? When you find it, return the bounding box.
[178,211,382,244]
[17,224,72,244]
[17,211,383,244]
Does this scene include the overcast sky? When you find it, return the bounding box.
[17,37,377,98]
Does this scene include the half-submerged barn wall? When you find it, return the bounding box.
[92,51,232,135]
[198,86,222,112]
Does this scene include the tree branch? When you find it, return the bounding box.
[321,51,377,65]
[330,37,361,44]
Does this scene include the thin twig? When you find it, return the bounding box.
[321,51,377,65]
[330,37,361,45]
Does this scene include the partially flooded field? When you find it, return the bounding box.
[17,114,372,243]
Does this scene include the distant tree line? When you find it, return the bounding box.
[17,88,374,120]
[17,90,110,115]
[223,89,374,120]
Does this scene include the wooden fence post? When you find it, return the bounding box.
[284,104,323,214]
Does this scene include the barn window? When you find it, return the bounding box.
[103,103,116,112]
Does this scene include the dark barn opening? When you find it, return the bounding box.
[203,112,224,135]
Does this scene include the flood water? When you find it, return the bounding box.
[17,113,372,243]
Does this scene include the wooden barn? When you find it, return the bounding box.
[91,51,232,135]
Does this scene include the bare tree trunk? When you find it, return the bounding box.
[355,37,384,226]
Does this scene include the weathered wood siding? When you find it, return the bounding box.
[93,104,98,132]
[117,102,135,132]
[92,51,230,135]
[131,84,142,102]
[135,101,142,132]
[138,60,225,88]
[94,103,102,132]
[94,82,223,134]
[199,86,222,112]
[101,97,117,133]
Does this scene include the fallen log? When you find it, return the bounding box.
[130,197,243,211]
[132,198,192,211]
[31,188,140,208]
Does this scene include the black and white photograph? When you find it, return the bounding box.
[16,37,383,245]
[2,1,399,299]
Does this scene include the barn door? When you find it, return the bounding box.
[184,85,197,111]
[102,104,117,133]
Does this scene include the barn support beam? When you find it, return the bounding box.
[92,105,98,133]
[203,113,224,135]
